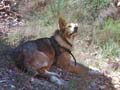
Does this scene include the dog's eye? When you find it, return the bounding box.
[68,25,71,28]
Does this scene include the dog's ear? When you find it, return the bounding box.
[59,17,67,31]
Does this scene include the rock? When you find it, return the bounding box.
[112,77,119,84]
[10,85,15,89]
[99,85,106,89]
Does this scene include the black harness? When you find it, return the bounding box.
[50,36,77,66]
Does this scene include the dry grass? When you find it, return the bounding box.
[0,0,120,89]
[2,0,119,68]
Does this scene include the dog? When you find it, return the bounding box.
[14,17,90,85]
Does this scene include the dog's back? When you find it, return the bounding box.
[14,38,55,73]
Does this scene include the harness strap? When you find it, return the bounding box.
[50,36,77,66]
[50,37,61,65]
[60,35,72,47]
[58,45,77,66]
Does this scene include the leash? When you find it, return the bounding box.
[50,36,77,66]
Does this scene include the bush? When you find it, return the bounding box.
[83,0,111,22]
[104,18,120,42]
[101,39,120,58]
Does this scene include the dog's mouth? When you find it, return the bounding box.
[68,31,77,37]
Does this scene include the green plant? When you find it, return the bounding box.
[101,39,120,58]
[83,0,111,21]
[104,18,120,42]
[50,0,65,17]
[92,18,120,58]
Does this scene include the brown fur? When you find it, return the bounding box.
[15,17,89,85]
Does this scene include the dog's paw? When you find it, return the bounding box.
[88,67,102,75]
[50,76,64,86]
[89,69,102,75]
[53,73,61,78]
[45,70,60,78]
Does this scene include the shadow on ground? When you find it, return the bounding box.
[0,40,116,90]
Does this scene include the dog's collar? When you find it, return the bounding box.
[59,33,72,47]
[50,36,77,66]
[54,30,72,47]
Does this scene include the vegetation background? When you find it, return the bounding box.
[0,0,120,90]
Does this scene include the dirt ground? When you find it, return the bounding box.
[0,0,120,89]
[0,39,119,90]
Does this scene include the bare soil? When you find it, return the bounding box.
[0,37,118,90]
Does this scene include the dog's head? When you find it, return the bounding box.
[58,17,78,38]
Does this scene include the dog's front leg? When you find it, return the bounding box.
[57,53,90,75]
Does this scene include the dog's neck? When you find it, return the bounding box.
[53,30,73,50]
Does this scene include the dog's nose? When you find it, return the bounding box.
[74,26,78,32]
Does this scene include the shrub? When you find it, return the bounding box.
[83,0,111,22]
[101,39,120,58]
[104,18,120,42]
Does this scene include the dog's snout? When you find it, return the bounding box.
[74,26,78,32]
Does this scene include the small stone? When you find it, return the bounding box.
[31,78,35,82]
[99,85,106,89]
[112,77,119,84]
[0,80,6,83]
[11,85,15,88]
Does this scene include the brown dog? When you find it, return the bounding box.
[14,17,90,85]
